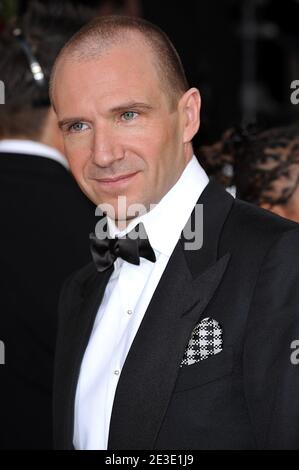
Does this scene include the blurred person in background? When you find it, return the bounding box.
[198,128,236,194]
[0,1,97,449]
[199,125,299,223]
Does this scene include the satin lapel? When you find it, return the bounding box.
[62,265,114,448]
[108,181,234,449]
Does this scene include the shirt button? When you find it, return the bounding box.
[127,309,133,315]
[114,370,120,375]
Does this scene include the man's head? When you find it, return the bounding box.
[50,16,201,222]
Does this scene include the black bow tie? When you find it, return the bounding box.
[89,222,156,272]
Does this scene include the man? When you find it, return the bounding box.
[50,16,299,449]
[0,2,96,449]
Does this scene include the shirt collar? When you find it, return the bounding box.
[0,139,69,170]
[107,155,209,257]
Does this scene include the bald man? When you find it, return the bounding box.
[51,16,299,450]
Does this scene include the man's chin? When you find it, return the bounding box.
[94,195,146,216]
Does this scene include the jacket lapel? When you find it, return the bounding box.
[108,181,234,449]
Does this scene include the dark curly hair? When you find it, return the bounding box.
[199,124,299,208]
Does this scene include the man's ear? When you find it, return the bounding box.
[179,87,201,143]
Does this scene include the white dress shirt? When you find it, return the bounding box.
[73,155,209,450]
[0,139,69,170]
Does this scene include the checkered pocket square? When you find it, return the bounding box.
[180,317,223,367]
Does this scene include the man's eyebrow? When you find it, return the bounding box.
[109,102,154,113]
[58,117,89,129]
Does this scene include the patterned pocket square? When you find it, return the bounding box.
[180,317,223,367]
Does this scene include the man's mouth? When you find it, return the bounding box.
[94,171,139,188]
[98,172,138,183]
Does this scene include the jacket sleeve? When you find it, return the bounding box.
[244,227,299,449]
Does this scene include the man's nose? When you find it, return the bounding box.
[91,125,123,167]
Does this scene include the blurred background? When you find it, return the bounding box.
[1,0,299,146]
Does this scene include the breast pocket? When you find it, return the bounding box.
[174,346,233,393]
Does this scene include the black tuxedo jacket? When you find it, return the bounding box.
[54,180,299,449]
[0,152,95,449]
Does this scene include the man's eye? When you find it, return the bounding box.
[121,111,138,121]
[68,122,89,132]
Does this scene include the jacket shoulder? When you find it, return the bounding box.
[223,197,299,248]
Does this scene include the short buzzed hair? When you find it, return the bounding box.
[50,15,189,109]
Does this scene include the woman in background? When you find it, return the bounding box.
[199,125,299,223]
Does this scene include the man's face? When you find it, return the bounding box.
[53,41,190,221]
